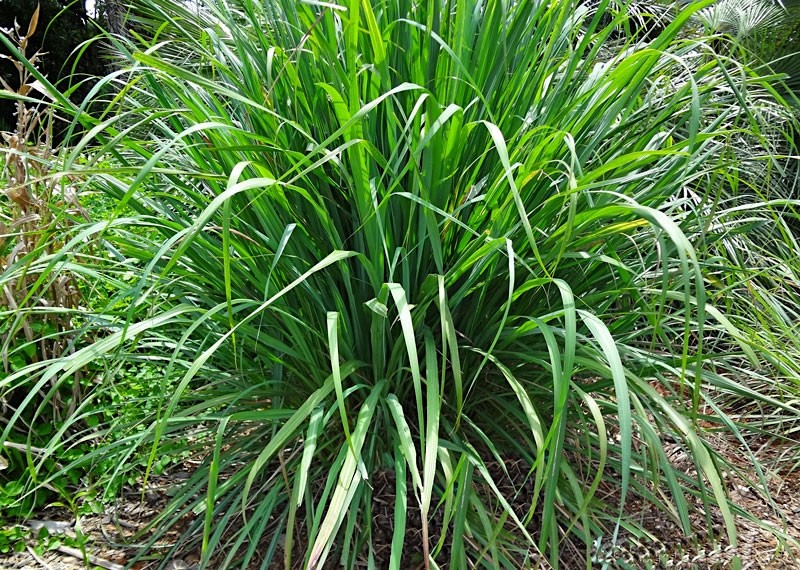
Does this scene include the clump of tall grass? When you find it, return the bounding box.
[3,0,800,567]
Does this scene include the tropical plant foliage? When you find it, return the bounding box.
[694,0,800,101]
[2,0,800,568]
[695,0,785,40]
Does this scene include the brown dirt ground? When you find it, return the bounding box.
[2,433,799,570]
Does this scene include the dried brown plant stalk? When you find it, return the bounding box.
[1,4,89,423]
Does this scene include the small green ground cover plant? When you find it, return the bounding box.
[2,0,800,568]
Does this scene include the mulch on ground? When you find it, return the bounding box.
[2,432,799,570]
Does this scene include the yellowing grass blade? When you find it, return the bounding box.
[308,379,386,569]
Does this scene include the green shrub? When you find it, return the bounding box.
[3,0,800,567]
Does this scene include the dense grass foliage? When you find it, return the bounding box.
[2,0,800,567]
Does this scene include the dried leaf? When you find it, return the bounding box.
[0,58,24,73]
[26,4,40,40]
[28,79,53,100]
[0,76,14,91]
